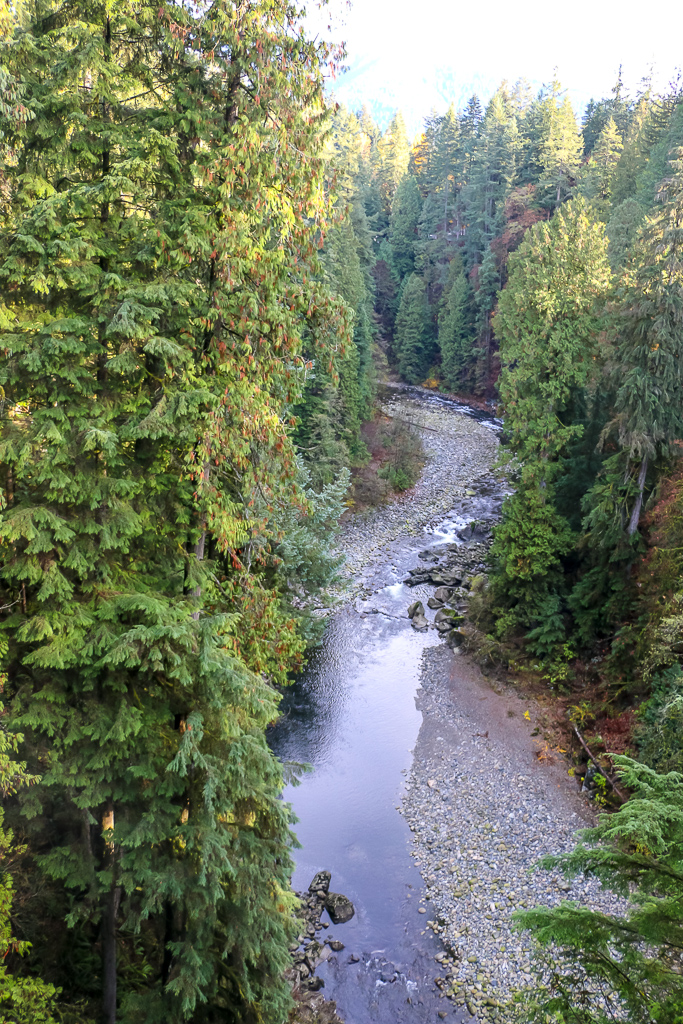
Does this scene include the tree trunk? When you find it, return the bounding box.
[101,804,119,1024]
[627,455,649,536]
[162,900,174,986]
[190,459,211,620]
[102,884,120,1024]
[98,15,111,387]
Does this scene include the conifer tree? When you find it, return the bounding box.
[490,200,611,656]
[636,97,683,206]
[473,246,501,394]
[611,95,652,205]
[539,86,583,209]
[579,116,623,214]
[377,112,411,213]
[602,150,683,531]
[0,662,58,1023]
[606,197,646,269]
[459,95,483,179]
[409,112,440,193]
[434,103,461,222]
[461,90,519,264]
[437,256,475,391]
[304,146,375,473]
[393,273,435,384]
[389,174,423,280]
[517,758,683,1024]
[523,78,582,210]
[0,1,348,1020]
[571,151,683,638]
[581,68,633,155]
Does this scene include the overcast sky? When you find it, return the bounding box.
[307,0,683,134]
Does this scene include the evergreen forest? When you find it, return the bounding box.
[2,0,683,1021]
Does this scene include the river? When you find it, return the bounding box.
[270,386,622,1024]
[269,387,504,1022]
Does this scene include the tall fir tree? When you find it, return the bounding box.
[473,246,501,395]
[579,116,624,216]
[376,111,411,213]
[393,272,435,384]
[522,78,582,210]
[611,94,652,205]
[389,174,423,280]
[437,256,475,392]
[490,200,611,656]
[0,651,59,1023]
[461,89,519,265]
[0,1,348,1021]
[571,151,683,639]
[606,197,646,269]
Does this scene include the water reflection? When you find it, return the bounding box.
[268,418,501,1020]
[269,553,447,1019]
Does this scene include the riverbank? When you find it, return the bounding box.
[285,386,618,1024]
[401,645,624,1021]
[336,385,500,601]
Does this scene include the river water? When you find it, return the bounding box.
[269,391,502,1022]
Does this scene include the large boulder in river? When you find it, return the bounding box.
[433,586,453,603]
[411,612,429,631]
[407,601,424,619]
[403,574,429,587]
[324,892,355,924]
[309,871,331,894]
[439,570,462,585]
[427,597,443,610]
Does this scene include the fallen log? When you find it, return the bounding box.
[572,724,628,804]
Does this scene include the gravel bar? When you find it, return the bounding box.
[401,645,625,1021]
[337,389,499,594]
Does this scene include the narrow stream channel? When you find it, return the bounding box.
[269,390,502,1022]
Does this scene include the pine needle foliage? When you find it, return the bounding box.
[515,757,683,1024]
[570,150,683,641]
[0,0,349,1020]
[0,664,59,1024]
[489,199,611,655]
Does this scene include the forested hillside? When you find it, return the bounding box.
[0,0,372,1020]
[336,71,683,753]
[348,72,683,1024]
[2,0,683,1020]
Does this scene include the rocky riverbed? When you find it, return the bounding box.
[401,645,624,1021]
[286,384,620,1024]
[336,384,500,600]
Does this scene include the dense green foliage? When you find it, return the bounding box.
[490,200,611,655]
[515,758,683,1024]
[0,1,369,1021]
[3,2,683,1021]
[485,141,683,670]
[0,671,59,1024]
[292,107,376,490]
[354,74,683,413]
